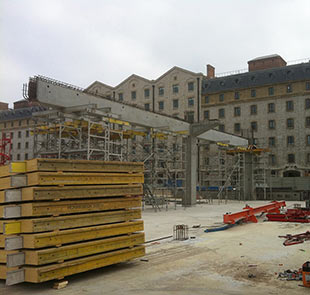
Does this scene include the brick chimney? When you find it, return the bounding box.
[0,102,8,110]
[248,54,287,72]
[206,64,215,79]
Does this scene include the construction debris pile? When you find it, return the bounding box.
[0,158,145,285]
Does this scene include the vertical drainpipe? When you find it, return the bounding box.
[197,77,200,185]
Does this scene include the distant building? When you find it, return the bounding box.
[201,54,310,198]
[0,100,45,161]
[85,66,205,123]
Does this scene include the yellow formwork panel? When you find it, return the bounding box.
[1,209,141,234]
[0,184,143,203]
[15,196,141,217]
[25,158,144,173]
[0,220,21,234]
[0,162,26,178]
[21,220,144,249]
[24,246,145,283]
[22,233,145,265]
[27,172,144,186]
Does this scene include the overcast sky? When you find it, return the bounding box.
[1,0,310,106]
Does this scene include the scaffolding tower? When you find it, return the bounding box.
[32,107,125,161]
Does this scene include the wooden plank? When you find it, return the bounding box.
[21,233,144,265]
[0,264,20,280]
[0,184,142,203]
[20,220,144,248]
[1,209,142,234]
[0,162,26,178]
[0,175,27,190]
[26,172,144,186]
[19,196,141,217]
[24,246,145,283]
[25,158,144,173]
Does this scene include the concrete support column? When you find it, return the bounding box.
[244,153,253,200]
[184,135,197,206]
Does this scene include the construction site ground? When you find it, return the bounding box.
[1,200,308,295]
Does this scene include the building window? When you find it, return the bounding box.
[287,84,292,93]
[204,110,209,119]
[234,107,241,117]
[219,94,224,102]
[144,103,150,111]
[287,118,294,129]
[185,111,195,123]
[234,92,240,99]
[17,154,20,161]
[218,108,225,118]
[219,124,225,132]
[287,153,295,163]
[268,103,275,113]
[173,99,179,109]
[269,154,276,166]
[25,142,29,149]
[18,131,21,138]
[188,82,194,91]
[307,153,310,163]
[144,89,150,98]
[131,91,136,100]
[251,89,256,97]
[118,93,123,101]
[10,132,13,139]
[306,117,310,127]
[158,87,164,96]
[11,122,13,127]
[307,135,310,145]
[172,84,179,94]
[268,137,276,147]
[25,153,28,160]
[268,120,276,129]
[268,87,274,96]
[188,97,194,107]
[158,101,164,110]
[205,96,209,104]
[251,121,257,132]
[4,122,6,128]
[286,100,294,111]
[11,143,13,149]
[287,135,294,146]
[26,130,29,137]
[250,105,257,115]
[19,120,22,126]
[234,123,241,133]
[17,142,21,149]
[306,98,310,109]
[306,82,310,91]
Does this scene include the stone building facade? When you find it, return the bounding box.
[0,101,45,162]
[201,55,310,179]
[85,66,204,123]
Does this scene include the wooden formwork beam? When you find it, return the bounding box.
[0,221,144,249]
[0,173,144,190]
[0,184,143,203]
[0,209,141,235]
[0,196,142,218]
[0,159,144,178]
[2,246,145,283]
[0,233,145,266]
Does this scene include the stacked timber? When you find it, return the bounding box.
[0,158,145,285]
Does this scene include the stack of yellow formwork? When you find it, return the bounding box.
[0,158,145,285]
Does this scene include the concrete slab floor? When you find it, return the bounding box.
[1,200,309,295]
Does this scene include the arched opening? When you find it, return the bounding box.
[283,170,301,177]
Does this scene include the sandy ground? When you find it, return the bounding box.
[1,200,309,295]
